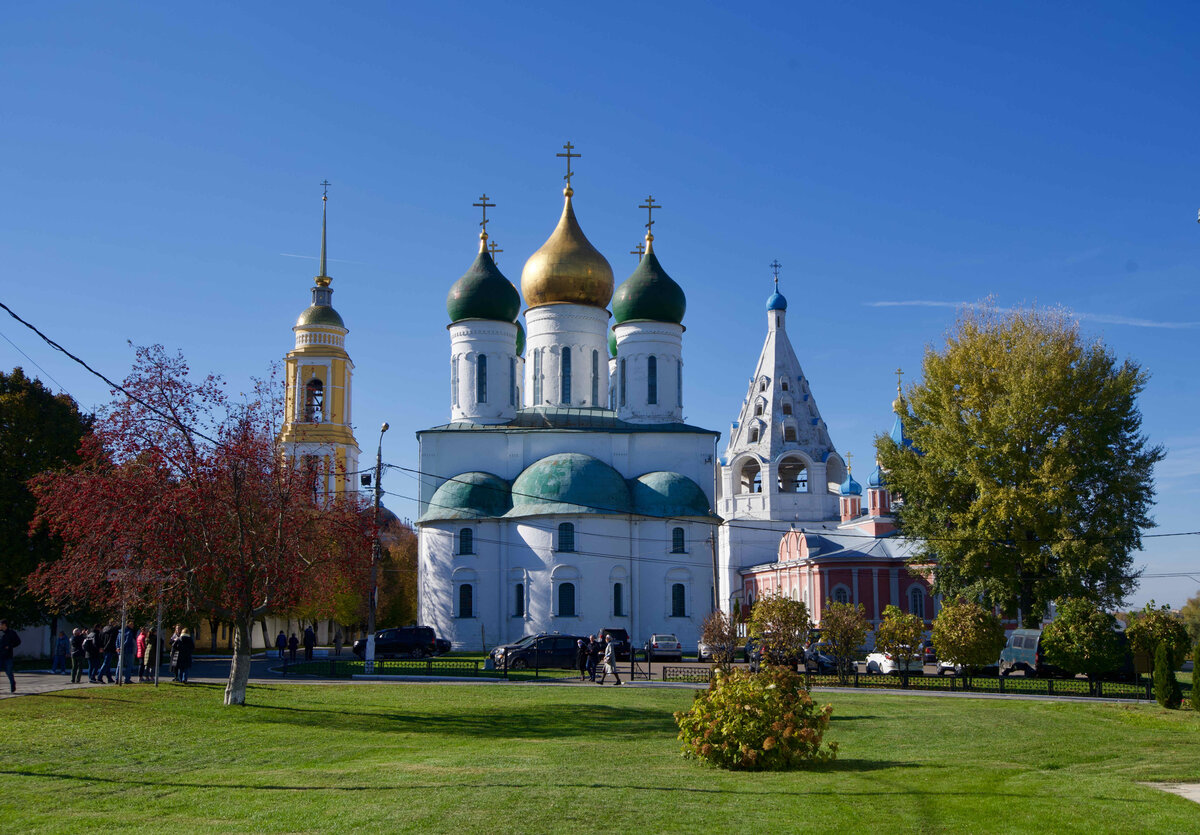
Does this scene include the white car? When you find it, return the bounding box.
[645,633,683,662]
[865,650,923,675]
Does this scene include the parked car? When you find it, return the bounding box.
[600,627,631,661]
[697,641,737,664]
[644,633,683,662]
[803,644,837,674]
[865,649,923,675]
[490,633,586,670]
[743,638,802,671]
[351,626,449,660]
[922,640,936,665]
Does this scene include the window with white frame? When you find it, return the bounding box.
[513,583,525,617]
[671,527,685,553]
[476,355,487,403]
[833,586,849,605]
[458,527,474,555]
[909,586,925,618]
[457,583,474,618]
[557,522,575,553]
[558,582,576,617]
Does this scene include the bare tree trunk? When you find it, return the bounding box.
[224,616,253,706]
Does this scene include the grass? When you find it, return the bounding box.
[1,683,1198,834]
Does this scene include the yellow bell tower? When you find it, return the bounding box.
[278,183,360,498]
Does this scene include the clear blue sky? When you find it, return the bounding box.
[3,2,1197,609]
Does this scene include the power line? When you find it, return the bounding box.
[0,327,71,394]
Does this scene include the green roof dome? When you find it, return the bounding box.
[296,304,345,328]
[515,320,526,357]
[612,241,686,325]
[447,243,520,324]
[608,327,617,358]
[418,471,512,523]
[508,453,630,517]
[630,471,712,517]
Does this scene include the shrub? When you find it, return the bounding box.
[873,604,925,674]
[1153,642,1181,709]
[1040,598,1124,681]
[699,610,740,669]
[748,593,809,668]
[1126,602,1189,676]
[932,598,1006,672]
[820,601,869,682]
[675,666,837,770]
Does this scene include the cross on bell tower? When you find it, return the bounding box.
[556,141,580,192]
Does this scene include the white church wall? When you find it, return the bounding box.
[524,304,609,408]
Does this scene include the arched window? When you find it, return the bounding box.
[558,522,575,553]
[647,355,657,404]
[558,582,576,617]
[834,586,849,605]
[778,457,809,493]
[671,583,686,617]
[782,403,792,416]
[458,584,474,618]
[458,527,474,555]
[532,349,543,405]
[754,401,764,416]
[591,349,599,405]
[304,379,324,422]
[476,355,488,403]
[677,359,683,407]
[613,582,624,617]
[619,358,627,406]
[910,587,925,619]
[759,379,767,392]
[561,347,571,404]
[514,583,525,617]
[671,527,685,553]
[739,460,762,494]
[782,381,789,392]
[451,358,459,408]
[784,426,797,442]
[509,357,516,406]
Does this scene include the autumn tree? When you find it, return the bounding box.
[748,593,809,668]
[876,305,1163,627]
[699,610,741,669]
[931,597,1006,673]
[27,346,372,706]
[1039,598,1124,683]
[1177,592,1200,645]
[819,601,869,682]
[1125,602,1189,675]
[873,605,925,677]
[0,368,93,628]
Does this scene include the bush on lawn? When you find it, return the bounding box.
[1153,642,1181,709]
[675,665,837,770]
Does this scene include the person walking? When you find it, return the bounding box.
[51,630,69,674]
[84,625,102,682]
[143,627,158,682]
[70,628,86,683]
[333,630,344,657]
[287,633,299,662]
[0,619,21,693]
[576,638,589,681]
[98,623,118,683]
[120,621,135,684]
[169,625,182,681]
[175,628,195,683]
[302,625,316,661]
[275,630,287,659]
[603,633,622,686]
[587,635,600,682]
[136,628,147,681]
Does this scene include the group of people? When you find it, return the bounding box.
[274,625,342,662]
[575,633,622,686]
[56,623,196,685]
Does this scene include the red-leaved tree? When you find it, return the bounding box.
[27,346,372,705]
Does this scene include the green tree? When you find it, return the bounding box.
[1040,598,1124,682]
[1153,642,1182,709]
[1125,602,1189,675]
[876,306,1163,627]
[873,604,925,677]
[819,601,869,682]
[0,368,93,628]
[699,610,740,669]
[748,593,809,668]
[931,597,1006,672]
[1179,592,1200,645]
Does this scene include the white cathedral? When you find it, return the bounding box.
[278,156,933,652]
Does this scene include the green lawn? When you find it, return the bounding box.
[1,683,1197,834]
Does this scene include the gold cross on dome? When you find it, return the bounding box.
[488,240,503,262]
[638,194,661,239]
[631,241,645,261]
[846,452,854,473]
[473,193,495,236]
[556,141,581,187]
[895,368,904,396]
[320,179,331,200]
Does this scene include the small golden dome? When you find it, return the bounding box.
[521,188,614,309]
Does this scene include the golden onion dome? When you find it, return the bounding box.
[520,188,614,309]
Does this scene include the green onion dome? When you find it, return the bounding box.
[418,471,512,523]
[447,239,521,324]
[608,327,617,358]
[629,471,711,517]
[515,320,526,357]
[612,239,686,325]
[507,453,631,517]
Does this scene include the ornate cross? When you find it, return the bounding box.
[320,179,331,200]
[556,141,580,188]
[488,240,503,262]
[473,193,495,236]
[895,368,904,397]
[770,259,782,288]
[638,194,661,238]
[846,452,854,473]
[630,241,646,261]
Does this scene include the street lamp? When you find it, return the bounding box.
[364,421,389,674]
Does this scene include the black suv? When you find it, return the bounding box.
[352,626,450,660]
[491,633,586,670]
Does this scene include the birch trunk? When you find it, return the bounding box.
[224,616,253,706]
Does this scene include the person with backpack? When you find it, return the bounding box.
[70,628,86,683]
[0,619,21,692]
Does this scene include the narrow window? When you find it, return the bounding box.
[458,527,474,555]
[458,584,474,618]
[451,358,459,408]
[558,522,575,552]
[782,403,792,416]
[759,380,767,392]
[647,355,657,404]
[304,379,324,422]
[754,402,764,416]
[619,358,627,406]
[476,355,488,403]
[782,381,789,392]
[591,349,599,405]
[784,426,796,442]
[561,347,571,404]
[558,582,576,617]
[677,359,682,407]
[671,583,686,617]
[910,587,925,618]
[613,582,624,617]
[533,350,542,405]
[514,583,525,617]
[834,587,849,604]
[749,427,759,443]
[509,357,516,406]
[672,527,685,553]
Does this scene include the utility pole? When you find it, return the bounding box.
[364,422,389,674]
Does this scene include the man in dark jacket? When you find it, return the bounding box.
[275,630,287,659]
[586,635,601,682]
[120,622,136,684]
[70,628,86,683]
[302,625,316,661]
[84,625,102,682]
[0,619,21,692]
[97,623,119,683]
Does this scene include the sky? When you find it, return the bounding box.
[2,2,1197,609]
